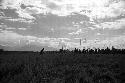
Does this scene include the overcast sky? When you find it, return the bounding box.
[0,0,125,50]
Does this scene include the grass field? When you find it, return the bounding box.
[0,51,124,83]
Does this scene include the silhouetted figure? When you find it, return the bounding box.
[59,46,64,52]
[74,48,79,53]
[40,48,44,55]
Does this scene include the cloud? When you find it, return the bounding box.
[0,11,5,17]
[5,27,16,30]
[1,0,45,9]
[5,18,35,23]
[0,29,125,49]
[68,29,84,35]
[18,27,27,30]
[63,35,125,49]
[1,0,47,19]
[0,0,22,9]
[0,30,71,48]
[0,0,125,50]
[80,0,125,19]
[46,0,125,19]
[88,27,96,30]
[0,24,8,30]
[97,33,102,35]
[0,24,28,31]
[0,30,24,46]
[1,0,125,20]
[95,35,125,49]
[0,10,12,19]
[81,35,125,49]
[93,18,125,29]
[16,10,36,19]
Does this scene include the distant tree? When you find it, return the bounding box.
[0,49,4,54]
[0,49,4,52]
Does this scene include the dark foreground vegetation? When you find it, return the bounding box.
[0,48,125,83]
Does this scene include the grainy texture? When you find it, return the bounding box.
[0,51,124,83]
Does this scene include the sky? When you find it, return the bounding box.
[0,0,125,51]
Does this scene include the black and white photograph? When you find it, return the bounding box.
[0,0,125,83]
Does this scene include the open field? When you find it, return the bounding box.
[0,51,124,83]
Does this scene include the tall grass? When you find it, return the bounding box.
[0,51,123,83]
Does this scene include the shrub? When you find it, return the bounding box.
[0,49,4,52]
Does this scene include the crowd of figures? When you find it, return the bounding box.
[38,46,125,55]
[1,46,125,55]
[39,47,125,55]
[60,46,125,54]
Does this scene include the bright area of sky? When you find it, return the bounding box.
[0,0,125,51]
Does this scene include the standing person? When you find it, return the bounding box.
[40,48,44,55]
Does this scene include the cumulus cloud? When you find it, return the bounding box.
[0,10,12,19]
[46,0,125,19]
[68,29,85,35]
[0,29,125,49]
[0,0,125,50]
[18,27,27,30]
[0,24,8,30]
[5,18,35,23]
[0,0,22,9]
[97,33,102,35]
[16,10,36,19]
[0,24,28,31]
[88,27,96,30]
[93,18,125,29]
[71,35,125,49]
[0,30,71,48]
[1,0,125,20]
[5,27,16,30]
[0,11,5,17]
[94,35,125,49]
[0,30,24,46]
[0,0,47,19]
